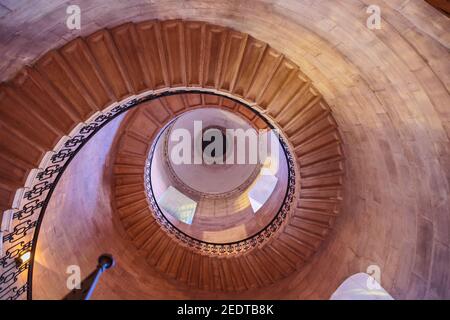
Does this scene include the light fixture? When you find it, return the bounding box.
[15,251,31,267]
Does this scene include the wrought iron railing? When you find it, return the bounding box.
[0,95,134,300]
[63,254,114,300]
[0,89,296,300]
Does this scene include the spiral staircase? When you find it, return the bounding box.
[112,91,342,291]
[0,0,449,300]
[0,19,344,298]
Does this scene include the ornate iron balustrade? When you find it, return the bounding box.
[0,89,297,300]
[143,98,296,257]
[0,95,133,300]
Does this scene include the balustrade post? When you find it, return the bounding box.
[63,254,115,300]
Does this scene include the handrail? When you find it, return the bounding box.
[143,95,296,256]
[0,89,295,300]
[63,254,115,300]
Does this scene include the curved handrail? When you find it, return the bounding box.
[143,95,296,256]
[161,121,263,200]
[0,88,296,300]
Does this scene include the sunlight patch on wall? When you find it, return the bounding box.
[158,186,197,224]
[248,172,278,213]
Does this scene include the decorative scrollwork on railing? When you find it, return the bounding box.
[0,95,136,300]
[143,102,296,257]
[0,89,297,300]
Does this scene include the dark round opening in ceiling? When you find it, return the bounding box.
[201,126,228,162]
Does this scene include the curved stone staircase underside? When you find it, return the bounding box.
[0,19,343,298]
[112,92,343,291]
